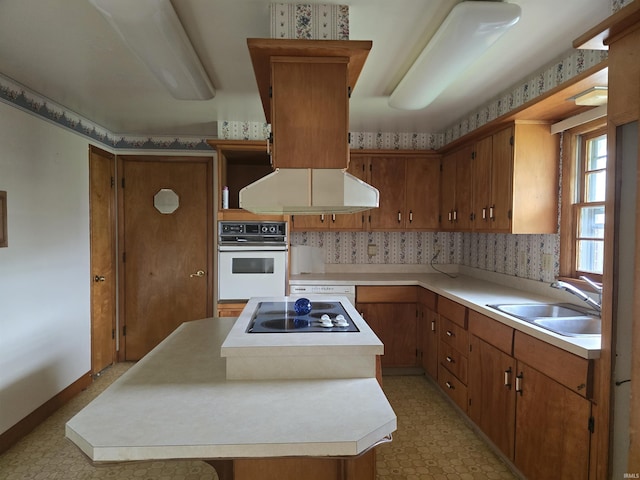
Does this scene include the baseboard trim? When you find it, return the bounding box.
[0,371,92,455]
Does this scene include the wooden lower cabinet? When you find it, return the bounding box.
[514,362,592,480]
[468,335,516,459]
[217,303,247,317]
[467,311,593,479]
[358,302,417,367]
[419,301,439,379]
[357,286,419,368]
[207,448,376,480]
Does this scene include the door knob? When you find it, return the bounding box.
[190,270,206,278]
[94,275,105,282]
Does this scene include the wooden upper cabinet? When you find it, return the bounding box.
[369,157,407,230]
[271,57,349,169]
[405,157,440,229]
[471,135,492,229]
[247,38,372,170]
[441,145,473,231]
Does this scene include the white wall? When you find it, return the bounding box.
[0,101,92,434]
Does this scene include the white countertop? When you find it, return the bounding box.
[290,271,601,359]
[66,317,396,462]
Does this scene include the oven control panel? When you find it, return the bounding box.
[219,221,287,245]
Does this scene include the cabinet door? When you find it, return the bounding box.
[490,126,514,232]
[369,157,406,230]
[455,148,474,231]
[514,362,591,480]
[472,135,493,231]
[291,214,328,231]
[271,58,348,169]
[358,302,417,367]
[405,157,440,230]
[440,152,456,230]
[468,335,516,459]
[332,156,368,230]
[421,306,438,379]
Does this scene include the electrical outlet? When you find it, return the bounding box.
[367,244,378,256]
[542,253,554,272]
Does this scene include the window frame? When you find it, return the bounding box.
[559,119,607,283]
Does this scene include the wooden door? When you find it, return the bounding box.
[121,156,212,360]
[472,135,493,231]
[468,335,516,459]
[405,157,440,230]
[514,362,592,480]
[369,157,406,230]
[490,126,514,232]
[89,146,116,374]
[331,155,369,230]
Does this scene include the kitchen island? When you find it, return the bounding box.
[65,315,396,480]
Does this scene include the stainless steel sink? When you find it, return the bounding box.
[487,303,601,337]
[532,317,601,336]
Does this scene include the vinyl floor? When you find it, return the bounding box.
[0,364,518,479]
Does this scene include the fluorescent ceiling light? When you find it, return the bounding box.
[388,1,521,110]
[571,86,608,106]
[89,0,215,100]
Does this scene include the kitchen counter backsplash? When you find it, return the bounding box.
[290,231,559,283]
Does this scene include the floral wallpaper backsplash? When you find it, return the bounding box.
[291,231,560,283]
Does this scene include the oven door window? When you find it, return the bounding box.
[232,258,274,274]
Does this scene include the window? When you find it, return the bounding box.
[560,121,607,282]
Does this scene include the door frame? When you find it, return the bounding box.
[116,154,214,361]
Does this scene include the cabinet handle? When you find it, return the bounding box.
[445,381,455,390]
[409,210,413,223]
[504,367,512,389]
[431,320,436,332]
[320,214,325,223]
[446,330,454,337]
[515,372,524,395]
[446,356,454,363]
[482,207,487,220]
[453,210,457,221]
[448,211,453,222]
[398,211,402,223]
[331,214,336,223]
[266,137,270,156]
[490,205,495,220]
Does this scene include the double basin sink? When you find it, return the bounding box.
[488,303,601,337]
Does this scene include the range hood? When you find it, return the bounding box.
[239,38,378,215]
[239,168,379,215]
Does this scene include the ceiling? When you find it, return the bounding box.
[0,0,611,138]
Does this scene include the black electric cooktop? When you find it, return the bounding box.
[246,301,360,333]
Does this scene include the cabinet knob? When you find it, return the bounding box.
[446,330,454,337]
[445,381,455,390]
[446,356,454,363]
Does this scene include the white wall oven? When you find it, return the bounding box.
[218,221,288,301]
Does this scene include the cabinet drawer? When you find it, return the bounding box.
[438,363,468,413]
[468,310,514,355]
[439,341,468,384]
[440,316,469,354]
[514,331,593,398]
[438,296,467,328]
[357,286,418,303]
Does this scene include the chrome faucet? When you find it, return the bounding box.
[550,279,602,313]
